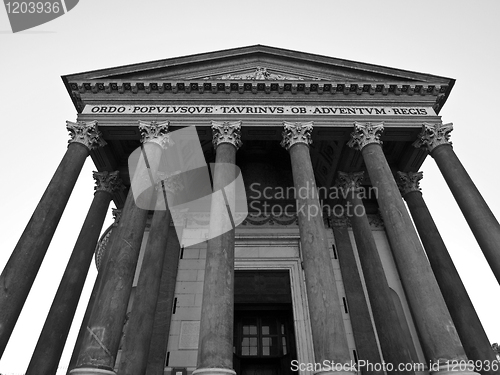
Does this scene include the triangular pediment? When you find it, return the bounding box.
[62,45,453,84]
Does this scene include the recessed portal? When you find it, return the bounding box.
[234,270,298,375]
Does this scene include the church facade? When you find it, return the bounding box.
[0,46,499,375]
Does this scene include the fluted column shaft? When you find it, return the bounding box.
[195,121,241,375]
[414,123,500,284]
[27,172,123,375]
[0,121,105,356]
[331,220,384,375]
[118,198,172,375]
[337,173,415,373]
[398,172,499,375]
[349,122,471,373]
[282,122,354,374]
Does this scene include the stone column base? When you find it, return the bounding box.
[431,363,479,375]
[193,368,236,375]
[69,368,116,375]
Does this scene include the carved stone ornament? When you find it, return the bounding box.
[280,122,313,151]
[112,208,122,224]
[95,207,122,270]
[397,171,423,196]
[241,213,298,226]
[336,171,365,194]
[212,121,243,150]
[413,122,453,153]
[492,343,500,360]
[93,171,125,195]
[139,120,171,148]
[95,229,111,270]
[220,66,306,80]
[329,216,350,228]
[66,120,107,150]
[157,171,184,193]
[368,214,385,230]
[347,122,384,151]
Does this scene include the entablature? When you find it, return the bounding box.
[67,80,448,114]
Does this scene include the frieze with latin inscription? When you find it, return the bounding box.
[83,104,436,116]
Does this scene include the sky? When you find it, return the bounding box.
[1,1,499,374]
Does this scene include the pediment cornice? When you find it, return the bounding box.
[66,79,449,114]
[62,45,454,114]
[62,45,453,83]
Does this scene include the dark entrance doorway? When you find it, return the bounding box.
[233,270,298,375]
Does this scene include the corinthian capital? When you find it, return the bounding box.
[212,121,242,150]
[139,120,171,148]
[66,120,107,150]
[280,121,313,151]
[413,122,453,153]
[336,171,365,194]
[347,122,384,151]
[397,171,423,196]
[93,171,126,195]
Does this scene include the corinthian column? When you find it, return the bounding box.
[68,209,122,374]
[282,122,355,375]
[145,227,181,375]
[336,172,415,374]
[414,123,500,285]
[348,122,475,375]
[70,121,169,375]
[118,174,181,375]
[27,171,124,375]
[194,121,241,375]
[329,217,384,375]
[0,121,106,356]
[397,171,499,375]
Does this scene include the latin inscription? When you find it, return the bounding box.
[83,105,436,116]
